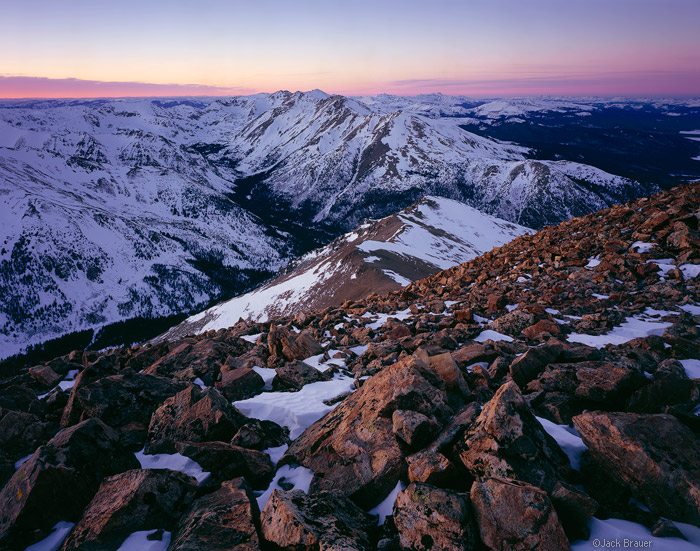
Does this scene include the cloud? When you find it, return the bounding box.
[386,70,700,96]
[0,76,256,99]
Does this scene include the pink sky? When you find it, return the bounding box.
[2,0,699,98]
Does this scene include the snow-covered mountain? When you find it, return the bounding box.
[158,196,531,339]
[0,91,650,356]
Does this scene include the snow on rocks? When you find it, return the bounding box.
[233,374,356,440]
[134,448,210,484]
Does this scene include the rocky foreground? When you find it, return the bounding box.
[1,182,699,550]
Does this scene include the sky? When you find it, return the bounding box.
[1,0,699,98]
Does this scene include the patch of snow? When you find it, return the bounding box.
[193,377,207,390]
[592,294,609,300]
[536,417,588,470]
[240,333,262,343]
[350,344,369,356]
[256,464,314,510]
[24,521,75,551]
[680,264,700,279]
[473,314,490,325]
[679,303,700,315]
[251,366,276,390]
[631,241,654,253]
[680,359,700,379]
[134,449,210,484]
[382,269,412,286]
[506,304,519,312]
[369,481,406,525]
[14,453,33,470]
[545,308,560,315]
[474,330,514,343]
[567,308,673,349]
[233,374,356,439]
[264,444,289,466]
[116,530,171,551]
[572,517,700,550]
[586,257,601,268]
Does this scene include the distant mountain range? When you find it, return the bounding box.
[2,91,695,356]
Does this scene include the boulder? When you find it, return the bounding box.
[230,419,290,451]
[458,381,569,492]
[0,419,138,550]
[268,326,322,363]
[220,368,265,401]
[63,373,187,430]
[273,360,329,390]
[491,310,536,337]
[61,469,198,551]
[169,478,261,551]
[284,356,452,508]
[260,489,375,551]
[393,483,477,551]
[421,352,470,398]
[470,477,569,551]
[175,441,274,490]
[573,411,700,525]
[550,480,598,541]
[145,386,247,454]
[523,320,561,340]
[0,407,53,463]
[407,449,458,487]
[392,410,440,450]
[509,342,562,388]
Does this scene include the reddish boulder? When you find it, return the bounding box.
[392,409,440,450]
[61,469,198,551]
[523,319,561,340]
[573,411,700,525]
[470,477,569,551]
[170,478,261,551]
[393,483,477,551]
[458,381,569,492]
[220,368,265,401]
[284,356,452,507]
[175,441,274,490]
[145,386,247,454]
[0,419,138,550]
[261,489,375,551]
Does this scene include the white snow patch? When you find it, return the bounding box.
[506,304,519,312]
[350,344,369,356]
[240,333,262,343]
[251,366,276,389]
[474,330,514,343]
[24,521,75,551]
[680,264,700,279]
[592,294,609,300]
[369,481,406,525]
[116,530,171,551]
[572,517,700,550]
[465,362,489,372]
[134,449,210,484]
[256,464,314,510]
[14,453,33,470]
[193,377,207,390]
[234,374,356,440]
[536,417,588,471]
[264,444,289,466]
[586,257,601,268]
[631,241,654,253]
[680,359,700,379]
[567,308,673,349]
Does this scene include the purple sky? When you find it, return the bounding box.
[1,0,699,98]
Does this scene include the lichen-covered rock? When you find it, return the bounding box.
[0,419,138,550]
[170,478,261,551]
[285,356,452,507]
[573,411,700,525]
[458,380,569,492]
[470,477,569,551]
[145,386,247,454]
[61,469,198,551]
[261,489,375,550]
[393,483,477,551]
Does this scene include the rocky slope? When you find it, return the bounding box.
[160,196,531,340]
[1,183,699,549]
[0,92,648,357]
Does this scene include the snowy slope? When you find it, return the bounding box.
[159,196,531,338]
